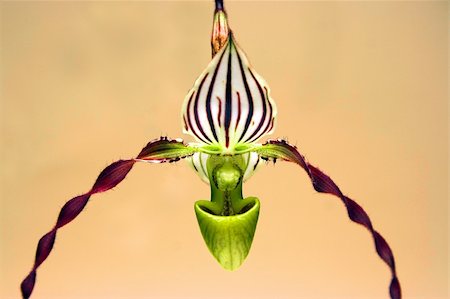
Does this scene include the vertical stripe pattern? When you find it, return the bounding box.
[182,35,277,153]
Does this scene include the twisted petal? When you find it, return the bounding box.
[255,139,402,299]
[20,137,194,299]
[182,35,277,153]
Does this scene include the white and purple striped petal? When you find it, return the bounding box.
[182,35,277,154]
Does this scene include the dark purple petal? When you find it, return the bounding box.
[20,271,36,299]
[91,160,134,193]
[344,196,373,229]
[374,231,396,269]
[21,136,187,299]
[257,139,401,299]
[56,194,90,228]
[308,165,342,196]
[390,276,401,299]
[34,231,56,268]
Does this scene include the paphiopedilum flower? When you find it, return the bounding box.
[21,2,401,299]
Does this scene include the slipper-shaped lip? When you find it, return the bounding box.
[194,197,260,270]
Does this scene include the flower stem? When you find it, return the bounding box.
[215,0,224,11]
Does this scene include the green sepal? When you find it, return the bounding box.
[233,143,260,155]
[197,144,223,155]
[194,197,260,271]
[196,143,259,155]
[136,137,196,163]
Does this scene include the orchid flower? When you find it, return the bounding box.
[21,1,401,298]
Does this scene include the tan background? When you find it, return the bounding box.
[0,1,448,298]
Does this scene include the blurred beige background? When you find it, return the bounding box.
[1,1,448,298]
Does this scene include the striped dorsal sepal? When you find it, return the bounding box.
[182,34,277,155]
